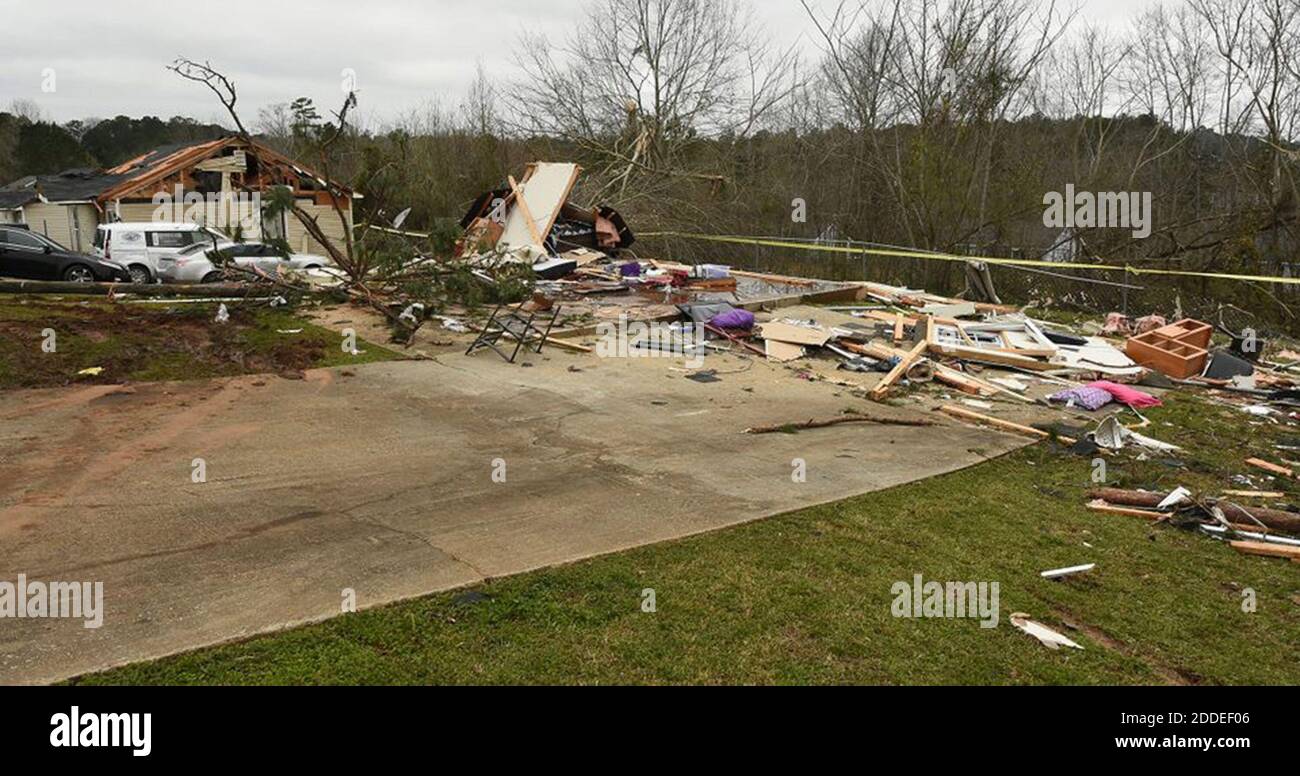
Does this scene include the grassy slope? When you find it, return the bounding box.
[0,297,400,388]
[73,394,1300,685]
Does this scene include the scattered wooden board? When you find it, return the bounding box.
[1230,540,1300,561]
[1246,458,1293,477]
[938,404,1074,442]
[870,336,929,401]
[1086,500,1166,520]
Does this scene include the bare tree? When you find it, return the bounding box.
[510,0,798,208]
[166,59,249,136]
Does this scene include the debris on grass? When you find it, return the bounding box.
[1009,613,1084,650]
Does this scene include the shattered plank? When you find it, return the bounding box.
[938,404,1074,442]
[506,174,545,247]
[1246,458,1293,478]
[1086,500,1166,520]
[869,328,930,401]
[1230,541,1300,561]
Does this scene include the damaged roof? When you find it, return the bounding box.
[0,135,353,208]
[0,167,130,207]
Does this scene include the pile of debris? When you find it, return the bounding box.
[457,162,635,278]
[1087,486,1300,563]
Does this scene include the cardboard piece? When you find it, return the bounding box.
[765,340,805,362]
[759,321,833,347]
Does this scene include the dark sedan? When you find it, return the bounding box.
[0,226,132,282]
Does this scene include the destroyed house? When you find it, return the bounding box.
[0,136,357,255]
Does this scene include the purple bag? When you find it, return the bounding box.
[710,309,755,330]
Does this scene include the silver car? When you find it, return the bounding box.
[159,242,333,283]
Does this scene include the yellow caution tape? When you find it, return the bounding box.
[641,231,1300,286]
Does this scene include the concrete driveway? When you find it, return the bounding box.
[0,348,1026,683]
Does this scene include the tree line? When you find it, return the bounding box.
[6,0,1300,325]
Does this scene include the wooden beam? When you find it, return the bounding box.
[1086,500,1166,520]
[939,404,1074,442]
[1246,458,1293,478]
[507,175,545,246]
[1230,540,1300,561]
[870,332,930,401]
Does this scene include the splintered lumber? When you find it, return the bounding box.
[928,341,1053,370]
[540,337,593,353]
[1088,487,1300,533]
[744,413,937,434]
[933,368,986,396]
[507,174,545,246]
[1221,490,1284,499]
[870,333,930,400]
[938,404,1074,443]
[1087,500,1166,520]
[842,339,974,393]
[1246,458,1293,478]
[705,323,767,357]
[1230,540,1300,561]
[838,339,1023,400]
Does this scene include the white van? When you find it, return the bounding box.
[92,222,225,284]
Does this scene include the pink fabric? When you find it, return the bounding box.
[1103,313,1130,334]
[1087,380,1162,408]
[1134,315,1167,335]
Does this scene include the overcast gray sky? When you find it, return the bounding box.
[1,0,1151,127]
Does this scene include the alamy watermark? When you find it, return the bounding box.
[151,185,262,231]
[1043,184,1152,239]
[595,314,707,368]
[0,574,103,629]
[891,574,999,628]
[50,707,151,757]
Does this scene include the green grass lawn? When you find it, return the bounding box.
[0,296,401,389]
[71,393,1300,685]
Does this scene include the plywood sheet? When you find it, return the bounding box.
[498,162,581,250]
[765,340,805,362]
[759,321,832,346]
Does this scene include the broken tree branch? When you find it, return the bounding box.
[744,412,938,434]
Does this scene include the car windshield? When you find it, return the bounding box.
[177,243,210,256]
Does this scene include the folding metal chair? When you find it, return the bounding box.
[465,301,562,363]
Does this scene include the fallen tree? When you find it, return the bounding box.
[1088,487,1300,534]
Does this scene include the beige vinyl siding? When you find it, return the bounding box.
[115,202,164,223]
[119,197,352,255]
[23,202,101,252]
[284,201,353,256]
[128,195,262,239]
